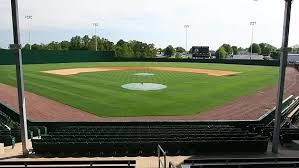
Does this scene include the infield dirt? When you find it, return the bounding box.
[42,66,240,76]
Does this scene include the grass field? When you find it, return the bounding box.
[0,62,278,117]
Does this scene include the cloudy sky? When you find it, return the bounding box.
[0,0,298,50]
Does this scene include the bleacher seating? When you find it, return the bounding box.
[245,98,299,145]
[248,124,299,145]
[0,111,19,147]
[182,157,299,168]
[1,109,49,148]
[32,125,269,156]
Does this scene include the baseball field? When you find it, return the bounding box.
[0,62,278,117]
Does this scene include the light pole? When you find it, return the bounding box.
[25,15,32,50]
[249,21,256,59]
[184,25,190,55]
[92,23,99,51]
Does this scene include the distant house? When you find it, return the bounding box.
[288,54,299,63]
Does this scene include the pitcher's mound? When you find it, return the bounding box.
[121,83,167,91]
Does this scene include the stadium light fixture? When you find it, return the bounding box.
[184,25,190,54]
[249,21,256,59]
[25,15,32,50]
[92,22,99,51]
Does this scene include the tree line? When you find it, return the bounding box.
[22,35,299,59]
[23,35,158,58]
[215,43,278,59]
[23,35,188,58]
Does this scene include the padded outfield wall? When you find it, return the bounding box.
[0,49,116,65]
[0,49,279,66]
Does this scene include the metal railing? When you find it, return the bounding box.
[169,161,177,168]
[157,145,167,168]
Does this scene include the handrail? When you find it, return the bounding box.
[158,145,167,168]
[169,161,177,168]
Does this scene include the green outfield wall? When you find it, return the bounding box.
[0,49,279,66]
[0,49,116,65]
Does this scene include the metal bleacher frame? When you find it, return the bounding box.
[183,157,299,168]
[168,161,177,168]
[0,160,136,168]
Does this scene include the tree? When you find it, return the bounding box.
[175,47,185,53]
[69,36,82,50]
[23,44,31,50]
[114,40,134,58]
[88,36,97,50]
[215,46,227,59]
[164,45,175,57]
[270,50,280,59]
[259,43,277,56]
[148,44,157,58]
[116,39,126,46]
[175,52,183,58]
[31,44,40,50]
[47,41,61,50]
[157,48,163,54]
[82,35,90,50]
[60,41,70,50]
[221,44,233,55]
[232,46,238,55]
[248,43,261,54]
[97,37,114,51]
[128,40,146,58]
[127,40,156,58]
[18,35,157,57]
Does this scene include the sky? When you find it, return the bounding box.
[0,0,298,50]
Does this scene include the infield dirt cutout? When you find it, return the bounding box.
[42,66,240,76]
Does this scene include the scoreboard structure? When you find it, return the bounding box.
[191,46,211,58]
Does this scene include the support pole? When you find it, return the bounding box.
[185,27,188,53]
[272,0,293,153]
[95,26,97,51]
[10,0,29,155]
[92,23,99,51]
[249,21,256,60]
[184,25,190,55]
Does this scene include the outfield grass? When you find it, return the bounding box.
[0,62,278,117]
